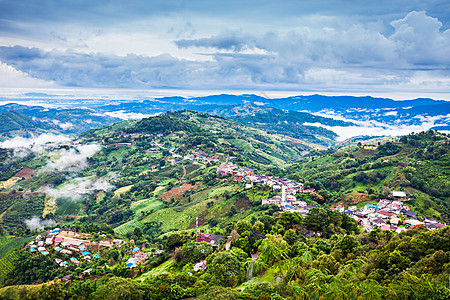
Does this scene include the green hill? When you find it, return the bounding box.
[0,111,52,136]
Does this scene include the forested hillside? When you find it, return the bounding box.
[0,111,52,136]
[0,104,120,139]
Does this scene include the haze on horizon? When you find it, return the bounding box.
[1,0,450,100]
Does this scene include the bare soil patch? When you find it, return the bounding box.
[344,192,371,204]
[235,197,252,211]
[158,183,199,201]
[13,167,36,179]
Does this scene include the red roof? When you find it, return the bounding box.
[194,233,224,244]
[380,225,391,231]
[377,210,394,217]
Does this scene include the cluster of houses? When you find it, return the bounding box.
[126,246,164,268]
[259,186,446,233]
[26,228,167,275]
[261,182,318,216]
[169,148,220,165]
[144,140,165,153]
[337,197,447,232]
[26,229,123,267]
[217,162,314,192]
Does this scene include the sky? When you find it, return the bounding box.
[1,0,450,99]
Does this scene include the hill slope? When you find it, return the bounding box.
[289,130,450,222]
[0,104,120,139]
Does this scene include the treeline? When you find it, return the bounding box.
[128,114,203,135]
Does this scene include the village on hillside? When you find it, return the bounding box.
[24,228,165,277]
[217,163,447,234]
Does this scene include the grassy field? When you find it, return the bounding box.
[185,163,202,175]
[206,185,238,199]
[0,236,32,282]
[42,195,57,217]
[0,177,21,189]
[142,199,210,231]
[0,236,33,259]
[131,198,164,216]
[55,198,82,216]
[228,139,254,152]
[139,259,175,279]
[114,219,144,236]
[114,185,133,197]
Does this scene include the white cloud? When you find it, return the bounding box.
[304,112,450,141]
[52,119,74,129]
[390,11,450,66]
[0,134,72,159]
[42,143,101,172]
[0,11,449,95]
[0,62,56,88]
[103,110,157,120]
[39,174,115,201]
[24,216,55,230]
[384,111,398,116]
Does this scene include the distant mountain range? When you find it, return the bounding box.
[94,94,449,127]
[1,93,449,140]
[0,103,120,139]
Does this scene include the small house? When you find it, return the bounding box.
[193,260,207,272]
[425,223,446,230]
[390,217,401,226]
[194,233,224,248]
[403,210,417,219]
[404,219,423,227]
[392,191,407,201]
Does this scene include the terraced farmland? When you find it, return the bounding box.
[0,252,18,281]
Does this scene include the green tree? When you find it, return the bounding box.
[207,251,241,286]
[333,235,359,255]
[283,229,299,245]
[92,277,145,299]
[175,242,213,266]
[256,234,290,280]
[235,220,253,236]
[277,211,301,230]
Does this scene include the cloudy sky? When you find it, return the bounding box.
[1,0,450,99]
